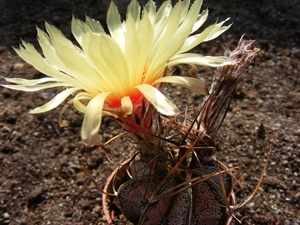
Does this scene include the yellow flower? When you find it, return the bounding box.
[3,0,233,146]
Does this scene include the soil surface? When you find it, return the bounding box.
[0,0,300,225]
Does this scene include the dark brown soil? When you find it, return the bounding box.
[0,0,299,224]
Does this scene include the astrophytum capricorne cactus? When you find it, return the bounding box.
[102,38,259,225]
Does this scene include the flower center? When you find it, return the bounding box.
[105,90,145,110]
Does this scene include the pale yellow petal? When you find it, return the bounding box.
[81,92,110,146]
[127,0,140,22]
[179,0,191,23]
[154,76,207,95]
[190,9,208,34]
[29,87,80,114]
[124,14,138,87]
[153,0,172,24]
[149,0,181,63]
[14,41,82,88]
[121,96,133,115]
[37,26,66,70]
[81,33,130,95]
[3,82,67,92]
[72,16,105,44]
[180,19,231,53]
[144,0,156,21]
[3,77,55,85]
[168,53,234,67]
[44,23,104,93]
[80,33,121,93]
[85,16,105,33]
[201,20,231,42]
[107,1,123,43]
[71,17,88,45]
[135,10,154,85]
[135,84,179,115]
[146,0,200,80]
[73,92,95,113]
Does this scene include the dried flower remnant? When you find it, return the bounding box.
[2,0,233,146]
[196,38,260,141]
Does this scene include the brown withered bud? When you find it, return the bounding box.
[196,37,260,140]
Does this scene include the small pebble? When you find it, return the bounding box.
[294,192,300,201]
[3,212,10,219]
[0,46,7,53]
[13,63,24,70]
[247,202,255,208]
[284,220,291,225]
[282,160,289,165]
[27,187,43,202]
[76,172,86,185]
